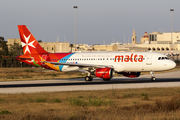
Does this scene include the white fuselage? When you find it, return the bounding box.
[61,52,176,72]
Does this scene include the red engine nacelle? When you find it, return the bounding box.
[122,72,141,78]
[95,68,114,79]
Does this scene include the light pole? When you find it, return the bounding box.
[170,9,174,53]
[73,6,78,51]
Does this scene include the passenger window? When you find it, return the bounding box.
[158,57,161,60]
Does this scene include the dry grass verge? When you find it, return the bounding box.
[0,67,85,81]
[1,87,180,119]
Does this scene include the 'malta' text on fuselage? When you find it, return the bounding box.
[114,54,143,62]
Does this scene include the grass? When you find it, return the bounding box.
[54,98,61,103]
[68,98,86,106]
[1,87,180,119]
[88,98,112,106]
[68,98,111,106]
[0,67,86,81]
[23,69,34,72]
[122,93,135,98]
[0,111,11,115]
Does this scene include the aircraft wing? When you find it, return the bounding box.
[42,61,114,68]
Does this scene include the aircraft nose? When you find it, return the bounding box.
[166,60,176,69]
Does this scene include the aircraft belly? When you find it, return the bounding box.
[61,66,79,72]
[123,62,145,72]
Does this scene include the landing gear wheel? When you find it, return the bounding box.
[85,76,93,81]
[150,71,156,81]
[103,78,111,81]
[151,77,156,81]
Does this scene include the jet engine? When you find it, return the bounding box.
[122,72,141,78]
[95,68,114,79]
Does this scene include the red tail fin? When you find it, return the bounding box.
[18,25,48,55]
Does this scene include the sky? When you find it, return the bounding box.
[0,0,180,45]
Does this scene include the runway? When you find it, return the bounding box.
[0,71,180,93]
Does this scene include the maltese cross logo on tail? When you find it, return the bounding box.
[21,34,36,54]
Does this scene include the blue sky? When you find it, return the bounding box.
[0,0,180,45]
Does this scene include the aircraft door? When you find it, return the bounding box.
[146,54,152,65]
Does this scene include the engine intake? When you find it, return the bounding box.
[95,68,114,79]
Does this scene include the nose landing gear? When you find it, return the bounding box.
[150,71,156,81]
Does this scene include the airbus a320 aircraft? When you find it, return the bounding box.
[15,25,176,81]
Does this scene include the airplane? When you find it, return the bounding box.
[15,25,176,81]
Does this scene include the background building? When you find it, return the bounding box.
[122,30,180,53]
[93,45,117,51]
[6,29,180,55]
[132,29,137,44]
[7,38,69,53]
[141,32,149,44]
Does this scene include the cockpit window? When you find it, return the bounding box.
[158,57,169,60]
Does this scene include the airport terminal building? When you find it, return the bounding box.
[93,30,180,55]
[130,30,180,54]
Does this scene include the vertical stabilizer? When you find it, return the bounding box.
[18,25,48,55]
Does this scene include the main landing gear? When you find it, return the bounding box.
[150,71,156,81]
[85,76,111,81]
[85,76,93,81]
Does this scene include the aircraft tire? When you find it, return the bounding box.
[85,76,93,81]
[151,77,156,81]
